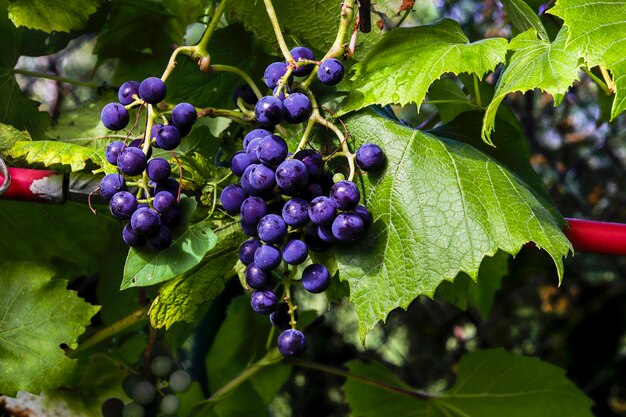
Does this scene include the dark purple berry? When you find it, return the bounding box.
[308,196,336,225]
[116,147,147,176]
[246,137,262,164]
[240,196,268,225]
[139,77,167,104]
[240,220,258,237]
[275,159,309,194]
[243,129,271,150]
[270,303,292,330]
[329,180,360,210]
[317,58,344,86]
[250,290,278,314]
[302,264,331,293]
[105,141,125,165]
[146,225,172,250]
[273,85,289,100]
[109,191,137,219]
[101,103,129,131]
[232,84,258,106]
[254,244,281,270]
[282,198,310,227]
[277,329,305,356]
[245,263,270,289]
[304,224,333,252]
[122,224,145,247]
[230,151,251,176]
[146,158,171,182]
[128,138,152,159]
[356,143,385,171]
[101,398,125,417]
[171,103,197,132]
[332,213,364,242]
[353,204,372,225]
[220,184,246,213]
[254,96,284,125]
[283,93,312,124]
[239,239,262,265]
[161,206,181,227]
[118,81,140,105]
[248,164,276,193]
[301,182,324,200]
[282,239,308,265]
[257,135,288,167]
[240,165,259,196]
[264,62,290,89]
[257,214,287,244]
[100,174,126,201]
[156,125,181,150]
[155,178,180,196]
[153,191,176,214]
[290,46,315,76]
[317,225,336,243]
[294,150,324,179]
[130,207,161,235]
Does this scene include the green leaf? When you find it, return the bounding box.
[344,349,594,416]
[340,19,508,115]
[8,0,101,33]
[121,197,217,289]
[425,79,477,123]
[0,262,100,396]
[4,140,107,172]
[501,0,549,40]
[549,0,626,119]
[337,111,571,341]
[0,122,30,150]
[482,28,581,144]
[149,223,243,329]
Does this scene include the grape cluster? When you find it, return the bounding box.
[101,354,192,417]
[99,77,198,250]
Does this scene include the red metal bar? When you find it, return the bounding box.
[0,167,65,203]
[565,218,626,255]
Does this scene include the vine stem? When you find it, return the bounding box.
[282,280,298,329]
[197,107,253,124]
[583,67,612,95]
[12,69,103,89]
[196,0,232,57]
[66,308,148,358]
[263,0,294,62]
[209,64,263,99]
[314,114,356,181]
[599,65,616,93]
[472,74,482,110]
[161,46,196,81]
[295,90,320,153]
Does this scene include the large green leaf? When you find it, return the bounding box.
[4,140,107,171]
[121,197,217,289]
[549,0,626,120]
[0,262,100,396]
[8,0,101,33]
[149,223,243,329]
[340,19,508,115]
[0,122,30,150]
[501,0,549,40]
[337,112,571,340]
[482,28,581,144]
[344,349,594,416]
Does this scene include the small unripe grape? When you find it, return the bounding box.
[169,369,192,393]
[150,355,174,378]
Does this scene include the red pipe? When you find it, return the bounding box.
[0,167,65,203]
[565,218,626,255]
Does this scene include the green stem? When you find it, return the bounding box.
[197,107,253,124]
[209,64,263,99]
[599,65,616,93]
[196,0,232,57]
[263,0,294,62]
[583,67,612,95]
[160,46,196,81]
[295,90,319,153]
[473,74,482,110]
[423,99,477,107]
[282,280,298,329]
[394,8,412,29]
[12,69,102,89]
[67,308,148,358]
[314,114,355,181]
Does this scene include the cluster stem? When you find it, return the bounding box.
[263,0,294,62]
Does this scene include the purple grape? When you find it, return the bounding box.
[356,143,385,171]
[171,102,197,131]
[240,196,268,225]
[282,239,308,265]
[155,178,180,196]
[230,151,251,176]
[240,165,259,196]
[156,125,181,150]
[257,135,288,167]
[332,213,364,242]
[243,129,271,150]
[122,224,145,247]
[105,141,125,165]
[254,96,284,125]
[304,224,333,252]
[273,85,289,100]
[329,180,360,210]
[232,84,258,106]
[220,184,246,213]
[257,214,287,244]
[109,191,137,219]
[146,225,172,250]
[317,225,336,244]
[151,123,163,143]
[248,164,276,193]
[254,244,281,271]
[146,158,171,182]
[317,58,344,86]
[116,147,146,176]
[239,239,262,265]
[101,398,125,417]
[290,46,315,76]
[263,62,290,89]
[128,138,153,159]
[270,303,292,330]
[161,206,181,227]
[353,204,372,225]
[130,207,161,235]
[250,290,278,314]
[294,150,324,179]
[101,103,129,131]
[118,80,140,105]
[277,329,306,356]
[245,263,270,289]
[282,198,309,227]
[308,196,336,225]
[241,220,258,237]
[301,182,324,200]
[283,93,312,124]
[302,264,331,293]
[275,159,309,195]
[153,191,176,214]
[246,138,262,164]
[139,77,167,104]
[99,174,126,201]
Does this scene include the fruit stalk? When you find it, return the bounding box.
[263,0,294,63]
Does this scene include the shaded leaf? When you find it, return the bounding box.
[0,122,30,150]
[8,0,101,33]
[501,0,549,40]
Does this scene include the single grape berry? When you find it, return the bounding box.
[257,214,287,244]
[153,191,176,214]
[294,149,324,179]
[243,129,271,150]
[239,239,262,265]
[254,96,284,125]
[308,196,337,225]
[150,355,174,378]
[220,184,247,213]
[117,147,147,176]
[101,103,130,131]
[270,303,294,330]
[248,164,276,193]
[317,58,344,86]
[356,143,385,171]
[245,262,270,289]
[118,80,140,105]
[156,125,182,150]
[122,224,145,247]
[110,191,137,219]
[160,394,180,415]
[232,84,258,106]
[301,182,324,201]
[304,224,333,252]
[264,62,290,89]
[246,137,263,164]
[122,402,145,417]
[146,225,172,250]
[353,204,372,225]
[131,380,156,405]
[290,46,315,76]
[101,397,124,417]
[254,244,282,271]
[146,158,171,183]
[250,290,278,314]
[332,213,364,242]
[240,196,268,225]
[154,178,180,196]
[275,159,309,195]
[230,151,251,176]
[138,77,167,104]
[273,85,289,100]
[240,165,259,196]
[277,329,306,356]
[240,220,258,237]
[130,207,160,235]
[171,102,197,132]
[282,239,308,265]
[283,93,312,124]
[302,264,331,293]
[282,198,310,227]
[105,141,126,165]
[100,174,126,201]
[122,375,142,398]
[257,135,288,167]
[169,369,192,393]
[329,180,360,210]
[161,206,181,227]
[317,225,336,244]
